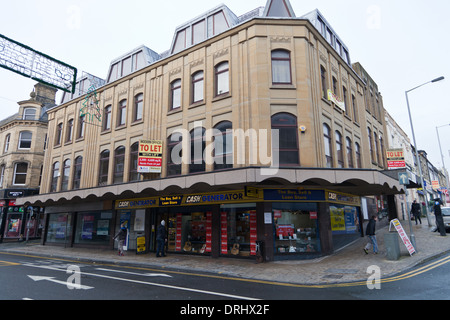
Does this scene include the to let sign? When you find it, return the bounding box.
[386,149,406,169]
[138,140,163,173]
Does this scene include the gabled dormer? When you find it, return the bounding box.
[263,0,296,18]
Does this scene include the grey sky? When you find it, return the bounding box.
[1,0,449,171]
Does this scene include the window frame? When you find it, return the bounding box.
[170,79,182,110]
[98,150,110,186]
[214,62,229,97]
[271,49,292,85]
[18,131,32,150]
[191,71,204,104]
[13,162,28,186]
[271,113,300,166]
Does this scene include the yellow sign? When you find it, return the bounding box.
[136,236,146,254]
[138,140,163,173]
[327,89,345,111]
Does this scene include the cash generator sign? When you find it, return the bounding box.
[115,191,247,209]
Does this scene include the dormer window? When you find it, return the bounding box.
[23,108,36,120]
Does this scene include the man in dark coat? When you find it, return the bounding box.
[434,198,447,236]
[156,220,167,257]
[364,215,378,254]
[411,200,422,225]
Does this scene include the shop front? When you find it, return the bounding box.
[114,188,362,261]
[0,200,43,242]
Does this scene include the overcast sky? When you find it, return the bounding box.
[1,0,449,173]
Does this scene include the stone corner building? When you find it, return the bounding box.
[18,0,401,261]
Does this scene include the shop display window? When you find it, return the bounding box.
[46,213,73,244]
[330,204,361,250]
[273,203,320,254]
[5,213,22,238]
[220,204,257,257]
[166,206,211,255]
[74,211,113,245]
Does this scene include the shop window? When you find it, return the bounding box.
[271,113,299,166]
[74,211,113,245]
[5,209,24,239]
[330,204,361,250]
[46,213,72,244]
[213,121,233,170]
[271,50,292,85]
[165,206,212,255]
[220,204,257,256]
[273,202,320,254]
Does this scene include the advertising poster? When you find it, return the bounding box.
[138,140,163,173]
[81,215,94,240]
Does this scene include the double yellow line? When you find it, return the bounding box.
[315,254,450,289]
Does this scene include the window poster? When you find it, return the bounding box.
[250,210,257,255]
[221,212,228,254]
[81,215,94,240]
[205,212,212,253]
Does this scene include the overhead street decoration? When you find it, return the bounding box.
[0,33,77,93]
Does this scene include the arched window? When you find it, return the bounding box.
[335,131,344,168]
[114,146,126,184]
[98,150,110,186]
[271,50,292,84]
[323,124,333,168]
[346,137,354,169]
[355,142,362,168]
[73,156,83,190]
[129,143,140,182]
[167,132,183,177]
[190,127,206,173]
[215,62,229,96]
[61,159,71,191]
[51,162,60,192]
[272,113,299,166]
[214,121,233,170]
[170,79,182,110]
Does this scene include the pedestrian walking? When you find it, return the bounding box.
[433,198,447,237]
[114,222,128,256]
[156,220,167,257]
[364,215,378,254]
[411,200,422,225]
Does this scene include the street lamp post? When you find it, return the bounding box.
[405,76,445,239]
[436,124,450,205]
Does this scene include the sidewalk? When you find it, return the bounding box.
[2,220,450,286]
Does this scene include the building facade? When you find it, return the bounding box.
[18,0,401,261]
[0,83,56,241]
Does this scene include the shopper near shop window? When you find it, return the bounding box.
[156,220,168,257]
[363,215,378,254]
[114,222,128,256]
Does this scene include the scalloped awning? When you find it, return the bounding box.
[16,167,402,207]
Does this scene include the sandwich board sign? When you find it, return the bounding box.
[389,219,416,256]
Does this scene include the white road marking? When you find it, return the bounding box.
[95,268,172,278]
